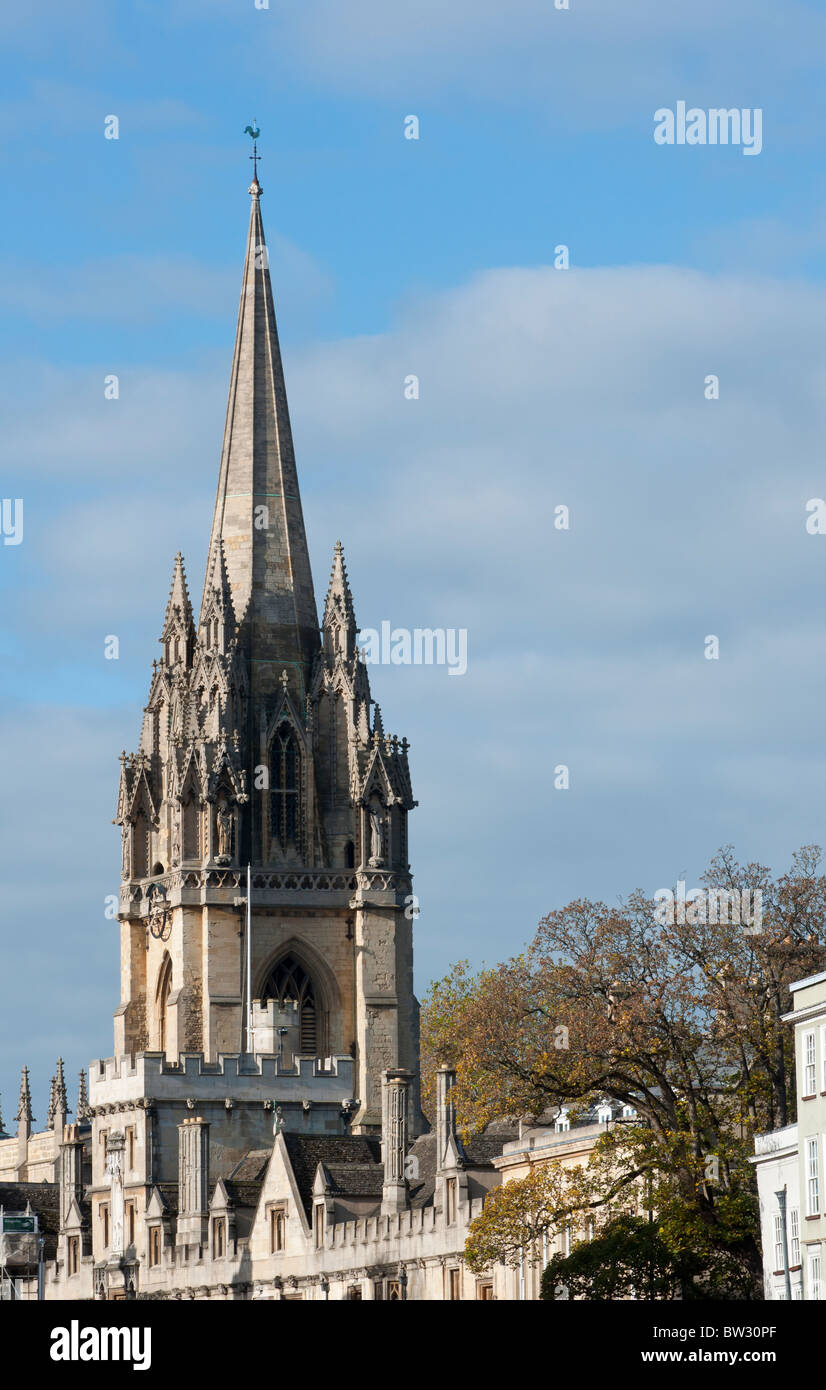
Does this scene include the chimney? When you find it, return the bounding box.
[435,1065,461,1171]
[176,1117,210,1251]
[382,1069,413,1213]
[60,1125,86,1227]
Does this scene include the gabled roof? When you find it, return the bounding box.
[282,1134,382,1220]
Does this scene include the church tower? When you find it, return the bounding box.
[114,164,419,1134]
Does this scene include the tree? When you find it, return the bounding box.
[422,845,826,1294]
[540,1216,684,1301]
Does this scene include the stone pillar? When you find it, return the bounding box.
[382,1069,412,1213]
[177,1117,210,1250]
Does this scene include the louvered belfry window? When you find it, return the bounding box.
[270,722,302,851]
[264,956,317,1054]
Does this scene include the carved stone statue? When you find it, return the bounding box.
[216,800,233,860]
[105,1133,125,1258]
[368,798,385,867]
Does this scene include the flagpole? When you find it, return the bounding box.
[246,863,253,1055]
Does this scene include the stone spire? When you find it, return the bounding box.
[47,1074,57,1129]
[199,537,236,656]
[15,1066,32,1126]
[76,1069,91,1124]
[322,541,358,665]
[54,1057,68,1118]
[200,171,319,696]
[159,552,195,666]
[0,1093,7,1139]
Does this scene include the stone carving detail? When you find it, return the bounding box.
[368,797,385,867]
[216,799,233,862]
[105,1132,126,1259]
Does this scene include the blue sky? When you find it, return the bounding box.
[2,0,826,1124]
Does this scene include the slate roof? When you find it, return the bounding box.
[220,1181,264,1210]
[227,1150,270,1184]
[406,1131,510,1209]
[282,1134,382,1219]
[323,1164,385,1200]
[154,1183,179,1216]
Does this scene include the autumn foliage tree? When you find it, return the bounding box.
[423,845,826,1297]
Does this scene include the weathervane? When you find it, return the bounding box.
[244,121,261,182]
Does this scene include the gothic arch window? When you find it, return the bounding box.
[269,722,303,854]
[262,956,317,1055]
[156,954,172,1054]
[132,812,149,880]
[182,794,200,861]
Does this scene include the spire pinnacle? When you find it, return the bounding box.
[47,1073,57,1128]
[77,1069,91,1124]
[160,552,195,659]
[16,1065,32,1125]
[54,1057,68,1115]
[322,539,358,665]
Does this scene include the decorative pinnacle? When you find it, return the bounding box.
[77,1069,91,1123]
[46,1074,57,1128]
[16,1065,33,1124]
[54,1057,68,1114]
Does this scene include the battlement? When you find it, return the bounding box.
[89,1051,356,1110]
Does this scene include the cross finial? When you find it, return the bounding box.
[244,120,262,188]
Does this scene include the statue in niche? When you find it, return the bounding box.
[171,823,181,867]
[368,797,385,867]
[105,1135,125,1258]
[121,830,130,882]
[216,799,233,861]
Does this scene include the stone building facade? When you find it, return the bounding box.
[753,968,826,1300]
[0,169,523,1301]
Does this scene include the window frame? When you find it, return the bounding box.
[804,1031,816,1096]
[790,1207,800,1267]
[269,1205,286,1254]
[806,1136,820,1216]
